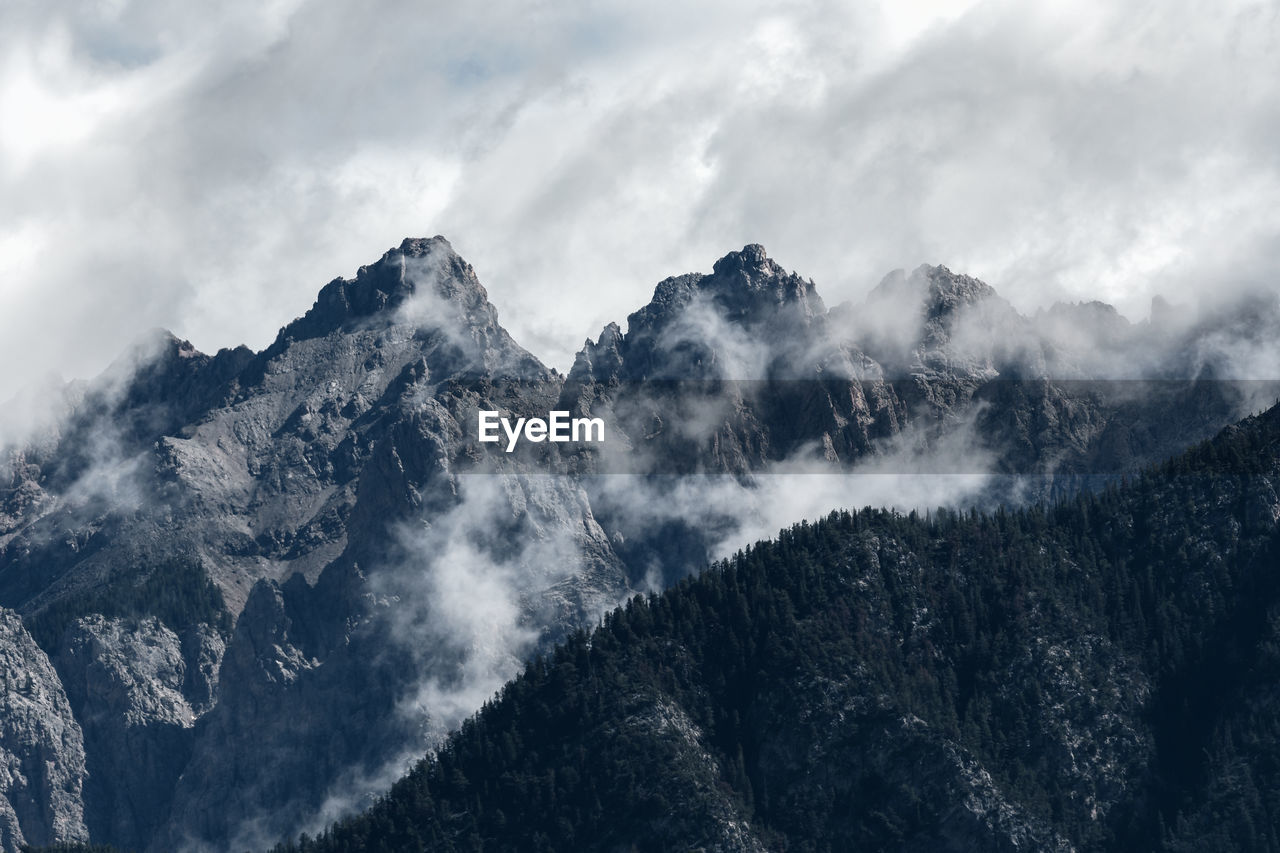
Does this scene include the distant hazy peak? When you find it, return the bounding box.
[1044,299,1127,319]
[868,264,999,317]
[1041,300,1132,336]
[919,264,998,317]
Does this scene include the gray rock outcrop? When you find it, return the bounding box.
[0,609,88,851]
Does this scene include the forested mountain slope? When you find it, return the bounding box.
[274,402,1280,852]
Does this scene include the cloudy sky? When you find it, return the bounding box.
[1,0,1278,401]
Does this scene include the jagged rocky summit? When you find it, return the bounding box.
[0,238,1275,851]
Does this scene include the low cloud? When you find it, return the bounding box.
[281,401,1003,842]
[288,467,628,841]
[580,403,999,591]
[654,295,773,380]
[381,476,550,739]
[1,329,176,527]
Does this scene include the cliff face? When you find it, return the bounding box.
[0,610,87,851]
[0,239,1275,851]
[54,615,223,850]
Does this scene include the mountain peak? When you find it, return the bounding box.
[700,243,825,320]
[710,243,772,277]
[272,235,494,347]
[397,235,453,257]
[565,245,831,385]
[866,264,1000,325]
[920,265,997,317]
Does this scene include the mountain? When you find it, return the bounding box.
[559,248,1270,586]
[270,403,1280,853]
[562,248,1266,483]
[0,239,1275,851]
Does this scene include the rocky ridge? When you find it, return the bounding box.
[0,240,1276,851]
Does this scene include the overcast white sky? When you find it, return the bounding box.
[1,0,1278,401]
